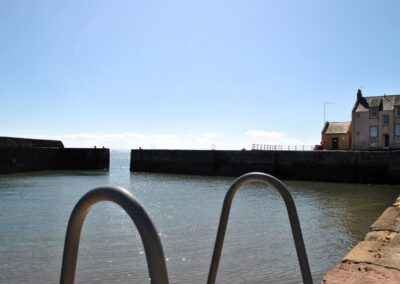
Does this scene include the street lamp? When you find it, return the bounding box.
[324,102,334,123]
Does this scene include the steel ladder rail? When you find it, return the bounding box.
[59,186,169,284]
[60,173,312,283]
[207,172,313,284]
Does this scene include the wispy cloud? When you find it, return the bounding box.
[67,133,180,149]
[244,129,306,146]
[59,133,177,140]
[32,130,309,150]
[33,132,227,150]
[245,130,285,138]
[202,133,224,138]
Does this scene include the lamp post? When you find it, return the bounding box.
[324,102,334,124]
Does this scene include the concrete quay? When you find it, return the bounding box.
[322,196,400,283]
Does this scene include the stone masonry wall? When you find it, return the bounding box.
[0,148,59,173]
[0,148,110,174]
[0,137,64,148]
[130,149,400,184]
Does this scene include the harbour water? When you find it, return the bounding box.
[0,151,399,283]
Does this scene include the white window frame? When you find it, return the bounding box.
[370,126,378,138]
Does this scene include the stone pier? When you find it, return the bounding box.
[0,137,110,173]
[130,149,400,184]
[322,196,400,283]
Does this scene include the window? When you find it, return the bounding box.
[370,108,378,119]
[396,106,400,117]
[383,115,390,126]
[370,126,378,138]
[396,124,400,136]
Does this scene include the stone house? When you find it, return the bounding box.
[352,89,400,150]
[321,121,352,150]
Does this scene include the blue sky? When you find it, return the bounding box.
[1,1,400,149]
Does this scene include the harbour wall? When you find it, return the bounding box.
[0,136,64,148]
[0,137,109,174]
[130,149,400,184]
[322,196,400,283]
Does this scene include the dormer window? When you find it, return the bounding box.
[370,107,378,119]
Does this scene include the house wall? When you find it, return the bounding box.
[394,109,400,147]
[322,133,350,150]
[369,111,380,148]
[353,109,400,149]
[352,111,371,150]
[380,110,393,147]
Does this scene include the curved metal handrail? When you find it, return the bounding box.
[207,172,313,284]
[59,186,169,284]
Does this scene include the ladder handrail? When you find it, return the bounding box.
[59,186,169,284]
[207,172,313,284]
[60,173,312,283]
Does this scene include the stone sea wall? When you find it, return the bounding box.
[0,148,59,173]
[0,148,110,173]
[130,149,400,184]
[58,148,110,170]
[0,136,64,148]
[0,137,109,174]
[322,196,400,283]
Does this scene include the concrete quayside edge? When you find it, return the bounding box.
[322,196,400,283]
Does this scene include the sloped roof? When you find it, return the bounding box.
[369,97,381,108]
[395,96,400,105]
[354,94,400,112]
[322,122,351,135]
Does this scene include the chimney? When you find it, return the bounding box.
[357,89,362,100]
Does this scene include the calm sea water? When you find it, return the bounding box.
[0,151,399,283]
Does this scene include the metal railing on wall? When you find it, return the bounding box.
[252,144,315,151]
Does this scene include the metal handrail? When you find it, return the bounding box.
[207,172,313,284]
[60,174,312,283]
[59,186,169,284]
